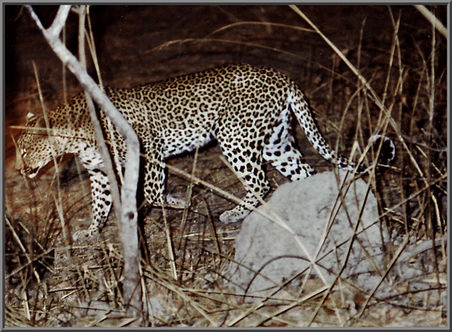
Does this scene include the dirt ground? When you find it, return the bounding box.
[4,5,448,327]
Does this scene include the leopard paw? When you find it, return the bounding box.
[72,229,95,242]
[219,208,249,224]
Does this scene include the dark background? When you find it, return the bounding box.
[5,4,446,164]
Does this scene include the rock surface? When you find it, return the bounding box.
[227,170,445,309]
[227,170,387,301]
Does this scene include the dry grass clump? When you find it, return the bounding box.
[4,5,447,327]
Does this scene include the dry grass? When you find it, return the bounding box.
[4,5,447,327]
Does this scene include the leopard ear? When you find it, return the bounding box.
[25,112,51,128]
[26,112,37,121]
[25,113,47,132]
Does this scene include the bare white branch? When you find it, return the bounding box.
[414,5,447,39]
[25,4,143,319]
[47,5,71,38]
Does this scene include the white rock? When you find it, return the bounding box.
[227,170,387,301]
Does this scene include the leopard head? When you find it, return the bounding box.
[15,112,61,178]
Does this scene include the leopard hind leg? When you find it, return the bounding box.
[263,110,314,181]
[216,131,270,224]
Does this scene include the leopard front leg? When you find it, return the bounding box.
[143,139,188,209]
[73,169,112,241]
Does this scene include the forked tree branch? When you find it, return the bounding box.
[414,5,447,38]
[25,5,143,319]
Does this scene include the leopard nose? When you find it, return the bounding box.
[27,168,40,178]
[19,166,39,178]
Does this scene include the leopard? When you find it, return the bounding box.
[15,64,395,241]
